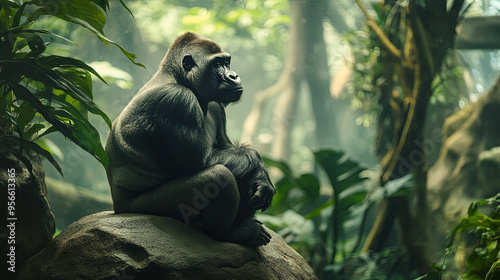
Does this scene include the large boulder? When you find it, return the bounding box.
[18,211,317,280]
[428,75,500,264]
[0,138,55,277]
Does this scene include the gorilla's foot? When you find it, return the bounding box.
[225,217,271,246]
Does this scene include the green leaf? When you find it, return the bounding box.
[0,58,111,128]
[313,148,367,194]
[6,110,20,135]
[25,32,45,58]
[38,55,107,84]
[368,174,414,203]
[0,2,11,33]
[56,0,107,34]
[12,1,28,27]
[23,139,63,176]
[12,36,28,53]
[305,200,334,219]
[23,123,46,140]
[90,0,109,12]
[16,100,36,131]
[118,0,134,18]
[71,16,144,67]
[314,149,345,184]
[9,83,108,167]
[50,93,94,129]
[339,185,368,210]
[271,177,295,211]
[34,125,58,140]
[24,1,142,67]
[485,259,500,280]
[335,159,361,177]
[1,29,76,50]
[337,169,366,192]
[262,156,294,178]
[296,173,321,203]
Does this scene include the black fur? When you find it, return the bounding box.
[105,32,275,246]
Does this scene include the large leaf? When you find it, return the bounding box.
[262,156,321,213]
[313,148,369,261]
[0,58,111,128]
[9,83,108,167]
[313,148,367,194]
[15,100,36,131]
[305,200,334,219]
[22,138,63,176]
[367,173,414,203]
[38,55,107,84]
[296,173,321,205]
[23,123,46,140]
[89,0,109,12]
[270,177,294,211]
[35,0,107,34]
[24,1,143,67]
[0,1,11,33]
[262,156,294,179]
[0,29,76,54]
[63,16,144,67]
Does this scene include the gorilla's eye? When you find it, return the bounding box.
[225,61,230,69]
[214,58,224,68]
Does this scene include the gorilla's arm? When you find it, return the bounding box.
[209,102,235,150]
[157,85,213,174]
[207,102,275,211]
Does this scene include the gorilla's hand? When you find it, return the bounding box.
[248,180,275,211]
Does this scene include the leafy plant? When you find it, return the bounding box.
[262,155,321,215]
[0,0,141,174]
[446,194,500,280]
[312,149,369,263]
[262,149,370,270]
[260,148,415,278]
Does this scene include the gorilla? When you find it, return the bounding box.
[105,32,276,246]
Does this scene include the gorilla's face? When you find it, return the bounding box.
[182,46,243,104]
[211,54,243,103]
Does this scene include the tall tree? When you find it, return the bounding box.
[354,0,466,273]
[241,0,334,160]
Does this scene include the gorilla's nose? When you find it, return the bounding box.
[229,71,239,80]
[229,72,239,80]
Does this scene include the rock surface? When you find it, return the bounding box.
[18,211,317,280]
[0,139,55,272]
[428,75,500,265]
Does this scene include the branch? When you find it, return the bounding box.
[449,0,466,25]
[241,70,290,144]
[354,0,402,61]
[409,5,436,77]
[382,62,420,183]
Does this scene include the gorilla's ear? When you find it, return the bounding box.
[182,54,196,71]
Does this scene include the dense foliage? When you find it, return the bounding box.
[0,0,140,174]
[447,195,500,279]
[260,148,413,278]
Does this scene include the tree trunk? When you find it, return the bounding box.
[304,0,336,147]
[355,0,465,274]
[242,0,333,160]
